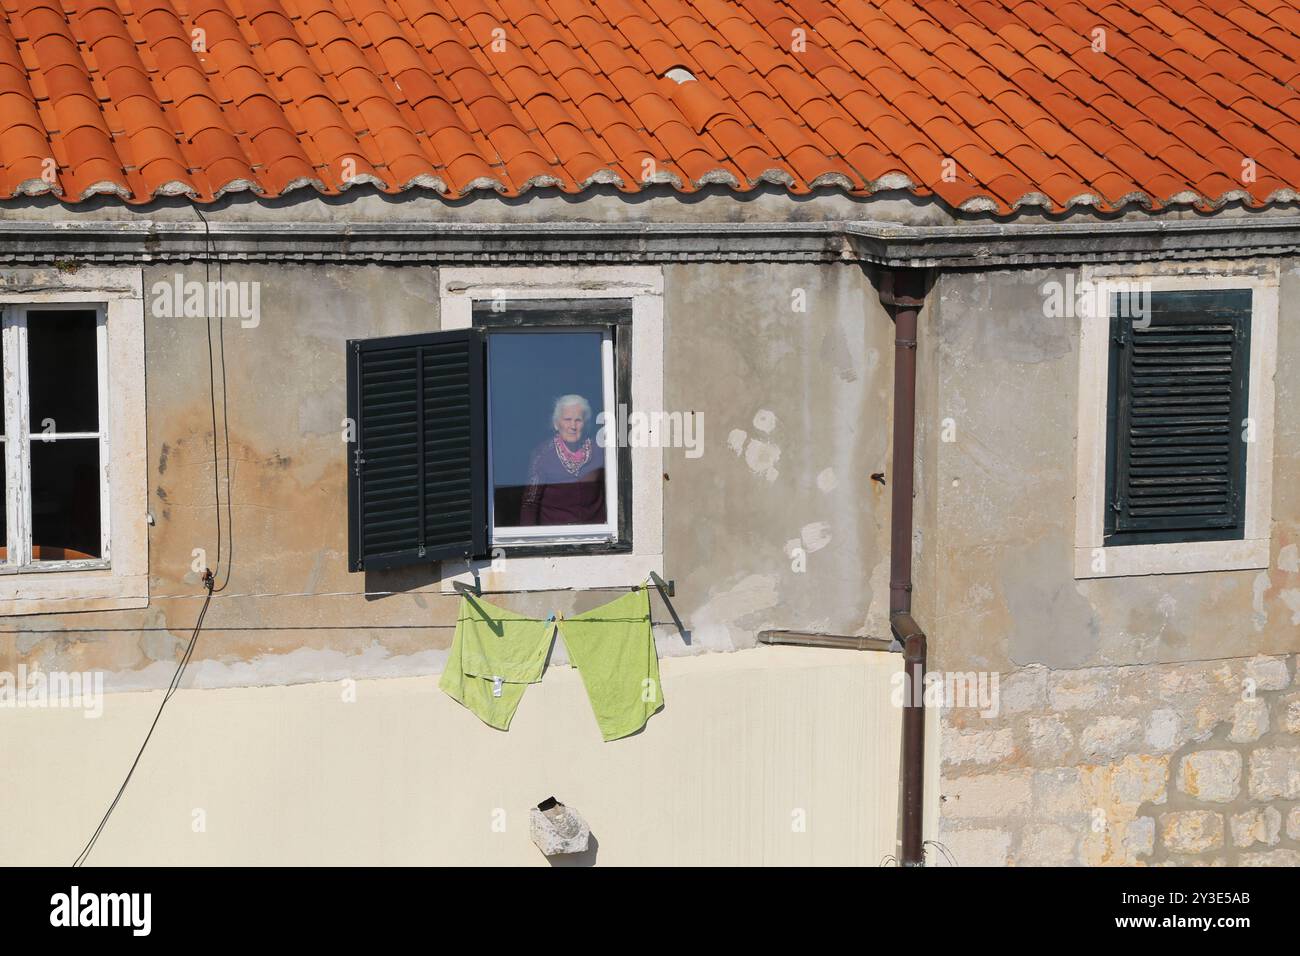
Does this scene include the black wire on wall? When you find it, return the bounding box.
[70,207,236,866]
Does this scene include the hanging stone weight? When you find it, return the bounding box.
[529,796,590,856]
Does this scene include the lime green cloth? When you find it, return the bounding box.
[439,588,663,741]
[559,587,663,741]
[438,595,554,731]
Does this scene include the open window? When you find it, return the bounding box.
[0,267,147,615]
[1,306,109,571]
[348,266,664,590]
[345,300,633,572]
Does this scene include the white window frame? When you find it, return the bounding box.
[0,267,148,614]
[2,304,111,570]
[486,326,619,546]
[439,266,664,591]
[1073,261,1278,579]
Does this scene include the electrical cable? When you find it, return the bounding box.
[193,205,234,593]
[69,206,234,866]
[71,572,214,868]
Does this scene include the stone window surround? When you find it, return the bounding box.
[0,266,148,614]
[437,265,664,592]
[1073,260,1279,580]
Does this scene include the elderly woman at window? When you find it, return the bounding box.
[519,394,606,526]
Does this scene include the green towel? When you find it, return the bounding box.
[438,594,554,731]
[559,587,663,741]
[439,588,664,741]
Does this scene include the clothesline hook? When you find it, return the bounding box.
[462,556,482,596]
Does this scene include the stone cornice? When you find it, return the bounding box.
[0,216,1296,267]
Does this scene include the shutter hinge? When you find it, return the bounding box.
[352,447,365,476]
[418,545,426,558]
[1110,498,1123,512]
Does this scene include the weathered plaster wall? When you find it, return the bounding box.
[662,261,895,650]
[5,258,896,689]
[930,260,1300,865]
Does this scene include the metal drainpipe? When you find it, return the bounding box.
[881,267,929,867]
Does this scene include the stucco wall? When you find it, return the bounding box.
[927,260,1300,674]
[4,258,896,690]
[1,646,936,866]
[928,259,1300,865]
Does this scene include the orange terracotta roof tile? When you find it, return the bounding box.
[0,0,1294,211]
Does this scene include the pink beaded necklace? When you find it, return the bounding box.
[554,435,592,476]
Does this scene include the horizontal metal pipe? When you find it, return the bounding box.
[757,630,895,652]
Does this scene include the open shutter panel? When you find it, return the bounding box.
[1105,290,1251,545]
[347,330,486,571]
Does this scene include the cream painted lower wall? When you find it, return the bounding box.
[3,647,938,866]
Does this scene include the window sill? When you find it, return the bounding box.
[0,559,111,573]
[0,569,148,615]
[440,551,661,593]
[1073,538,1270,580]
[491,539,632,559]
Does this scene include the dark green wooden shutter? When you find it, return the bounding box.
[1105,289,1251,546]
[346,330,486,571]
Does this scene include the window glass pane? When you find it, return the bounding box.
[28,309,99,434]
[30,437,101,560]
[488,331,607,529]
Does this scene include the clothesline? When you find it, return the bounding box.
[9,579,675,604]
[0,620,681,634]
[453,584,668,597]
[452,572,675,599]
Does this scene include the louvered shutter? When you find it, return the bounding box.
[1105,290,1251,545]
[346,330,486,571]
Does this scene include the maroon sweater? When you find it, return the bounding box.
[519,437,606,526]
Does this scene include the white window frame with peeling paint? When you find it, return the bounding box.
[1073,261,1278,579]
[438,266,664,592]
[0,267,148,614]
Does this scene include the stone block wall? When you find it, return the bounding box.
[938,654,1300,866]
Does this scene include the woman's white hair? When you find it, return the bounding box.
[552,394,593,429]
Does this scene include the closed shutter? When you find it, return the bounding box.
[346,330,486,571]
[1105,289,1251,546]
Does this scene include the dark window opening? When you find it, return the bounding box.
[29,309,99,434]
[31,439,101,559]
[2,307,104,567]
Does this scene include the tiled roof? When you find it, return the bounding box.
[1,0,1298,213]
